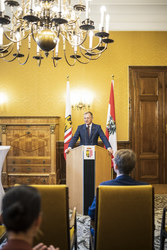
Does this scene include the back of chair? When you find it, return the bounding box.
[95,185,154,250]
[32,185,70,250]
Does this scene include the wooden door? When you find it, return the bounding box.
[129,67,167,184]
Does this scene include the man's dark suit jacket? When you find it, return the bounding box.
[88,175,148,221]
[68,123,111,149]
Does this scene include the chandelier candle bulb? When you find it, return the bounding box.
[55,37,59,54]
[1,0,5,12]
[31,0,33,9]
[17,42,19,51]
[58,0,61,12]
[71,10,75,20]
[85,0,89,19]
[89,31,93,49]
[28,34,31,44]
[29,0,32,9]
[16,32,20,52]
[37,44,40,54]
[74,35,77,52]
[105,14,110,33]
[100,6,106,30]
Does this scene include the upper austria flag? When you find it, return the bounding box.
[105,79,117,166]
[64,79,72,160]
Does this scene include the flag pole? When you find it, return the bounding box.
[64,76,72,159]
[105,75,117,171]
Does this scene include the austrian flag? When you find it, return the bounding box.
[105,79,117,164]
[64,79,72,159]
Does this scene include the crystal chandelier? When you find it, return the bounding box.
[0,0,114,67]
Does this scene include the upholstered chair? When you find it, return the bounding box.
[90,185,154,250]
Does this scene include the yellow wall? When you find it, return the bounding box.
[0,31,167,141]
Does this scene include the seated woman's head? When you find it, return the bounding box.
[2,185,41,233]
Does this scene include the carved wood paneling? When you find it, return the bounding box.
[0,116,59,187]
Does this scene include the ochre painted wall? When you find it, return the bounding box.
[0,31,167,142]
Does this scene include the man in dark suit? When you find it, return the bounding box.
[65,111,113,154]
[88,149,148,222]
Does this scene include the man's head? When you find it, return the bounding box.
[114,149,136,175]
[84,111,93,125]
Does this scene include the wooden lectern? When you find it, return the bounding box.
[66,145,112,215]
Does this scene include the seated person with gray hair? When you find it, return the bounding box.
[1,185,59,250]
[88,149,149,223]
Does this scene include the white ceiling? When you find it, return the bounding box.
[3,0,167,31]
[86,0,167,31]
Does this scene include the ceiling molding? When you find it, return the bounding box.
[88,0,167,31]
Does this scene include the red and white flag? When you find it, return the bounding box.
[64,78,72,159]
[105,79,117,165]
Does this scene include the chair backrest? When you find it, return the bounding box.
[32,185,70,250]
[95,185,154,250]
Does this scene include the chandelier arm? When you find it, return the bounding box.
[65,30,88,47]
[74,54,90,64]
[3,32,16,43]
[64,50,76,66]
[79,32,89,46]
[0,41,13,49]
[12,12,23,22]
[79,47,102,60]
[80,43,108,56]
[31,25,37,43]
[18,33,30,42]
[53,58,58,68]
[4,31,29,43]
[18,49,30,65]
[79,39,101,52]
[85,54,101,61]
[0,45,14,59]
[3,54,18,62]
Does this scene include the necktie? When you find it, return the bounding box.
[87,125,90,137]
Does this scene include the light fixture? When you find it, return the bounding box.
[0,0,114,67]
[71,88,93,110]
[72,101,90,110]
[0,92,8,104]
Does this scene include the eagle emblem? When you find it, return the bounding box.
[106,115,116,135]
[64,115,72,132]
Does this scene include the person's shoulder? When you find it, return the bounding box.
[100,179,115,185]
[92,123,101,128]
[78,124,85,129]
[125,176,149,185]
[129,177,149,185]
[136,181,150,185]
